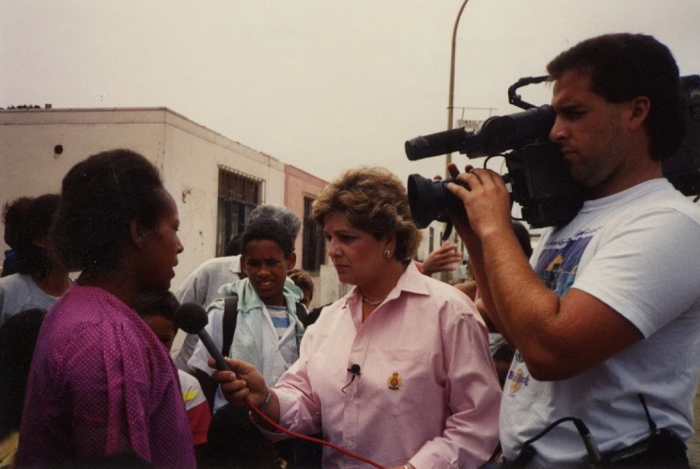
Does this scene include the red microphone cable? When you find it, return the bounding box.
[245,397,386,469]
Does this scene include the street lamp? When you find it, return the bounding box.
[446,0,471,176]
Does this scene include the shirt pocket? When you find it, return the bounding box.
[362,348,430,417]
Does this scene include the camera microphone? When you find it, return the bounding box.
[174,302,232,372]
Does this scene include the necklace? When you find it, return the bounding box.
[362,294,386,306]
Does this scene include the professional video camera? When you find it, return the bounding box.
[405,75,700,230]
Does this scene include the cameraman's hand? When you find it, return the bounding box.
[421,241,462,276]
[447,164,512,240]
[446,164,477,245]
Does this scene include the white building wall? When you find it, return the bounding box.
[0,118,166,200]
[160,116,285,288]
[0,108,286,289]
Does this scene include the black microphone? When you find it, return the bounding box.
[174,302,232,372]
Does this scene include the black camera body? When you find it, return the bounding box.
[405,75,700,229]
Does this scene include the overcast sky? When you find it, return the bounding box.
[2,0,699,184]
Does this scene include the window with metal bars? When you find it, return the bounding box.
[216,167,263,257]
[301,195,325,275]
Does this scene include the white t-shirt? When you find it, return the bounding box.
[177,370,208,411]
[500,179,700,468]
[0,273,59,326]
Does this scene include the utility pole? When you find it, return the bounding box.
[446,0,471,178]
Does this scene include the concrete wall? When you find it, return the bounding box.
[159,111,285,288]
[0,107,286,288]
[0,108,167,202]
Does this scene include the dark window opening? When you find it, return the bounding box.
[302,195,325,275]
[216,167,263,257]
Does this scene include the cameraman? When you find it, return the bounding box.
[448,33,700,468]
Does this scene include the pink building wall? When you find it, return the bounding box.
[284,164,328,272]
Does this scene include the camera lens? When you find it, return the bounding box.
[407,174,466,229]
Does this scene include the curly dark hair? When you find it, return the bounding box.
[241,217,297,258]
[15,194,61,278]
[312,167,422,261]
[547,33,685,161]
[51,149,167,276]
[0,308,46,439]
[2,196,34,248]
[132,290,180,322]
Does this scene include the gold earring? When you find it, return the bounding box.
[384,250,392,259]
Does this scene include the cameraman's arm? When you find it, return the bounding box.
[447,166,644,381]
[448,165,514,346]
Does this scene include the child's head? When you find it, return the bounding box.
[132,290,180,351]
[2,196,34,249]
[288,269,314,307]
[241,214,298,307]
[248,204,301,241]
[15,194,62,279]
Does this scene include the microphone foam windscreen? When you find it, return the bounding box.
[174,302,209,334]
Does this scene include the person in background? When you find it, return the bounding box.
[188,208,305,414]
[190,209,306,468]
[205,405,285,469]
[453,260,478,301]
[224,234,243,257]
[132,290,211,466]
[417,240,463,277]
[1,197,33,278]
[0,194,70,326]
[212,166,501,469]
[173,234,244,372]
[174,205,301,373]
[477,221,533,387]
[288,268,314,309]
[0,308,46,469]
[16,149,194,468]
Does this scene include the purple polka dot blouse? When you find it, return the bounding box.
[16,285,195,468]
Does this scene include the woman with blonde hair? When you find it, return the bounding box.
[212,167,501,469]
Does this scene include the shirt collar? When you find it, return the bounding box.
[220,277,303,317]
[228,255,241,274]
[343,260,431,309]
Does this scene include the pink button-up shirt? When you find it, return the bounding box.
[273,263,501,469]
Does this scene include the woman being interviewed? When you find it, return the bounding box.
[16,150,195,468]
[213,167,501,469]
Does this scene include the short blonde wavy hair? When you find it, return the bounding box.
[312,167,422,261]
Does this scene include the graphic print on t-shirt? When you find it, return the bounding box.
[534,231,595,297]
[506,229,596,396]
